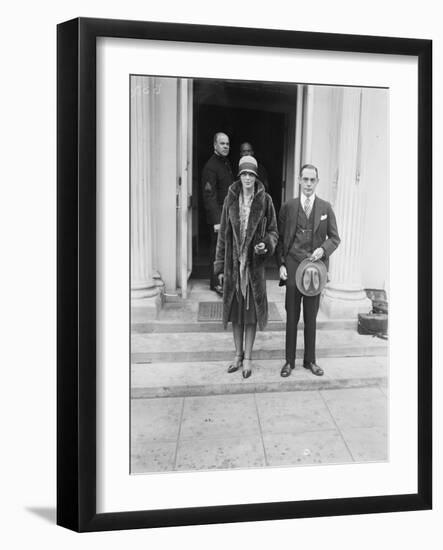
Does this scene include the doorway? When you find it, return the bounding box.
[191,78,299,279]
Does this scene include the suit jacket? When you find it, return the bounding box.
[275,196,340,271]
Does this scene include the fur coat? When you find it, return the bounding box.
[214,180,278,330]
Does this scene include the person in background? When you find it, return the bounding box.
[201,132,234,296]
[239,141,269,192]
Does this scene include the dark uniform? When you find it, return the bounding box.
[201,153,234,289]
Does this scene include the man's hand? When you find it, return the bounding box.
[310,247,324,262]
[279,265,288,281]
[214,224,220,232]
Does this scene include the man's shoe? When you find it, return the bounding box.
[280,362,294,377]
[303,362,324,376]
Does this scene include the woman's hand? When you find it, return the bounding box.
[254,242,267,255]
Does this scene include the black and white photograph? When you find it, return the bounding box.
[130,75,389,474]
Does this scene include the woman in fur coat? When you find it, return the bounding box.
[214,155,278,378]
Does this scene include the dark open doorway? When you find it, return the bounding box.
[192,78,298,279]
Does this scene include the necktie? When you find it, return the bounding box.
[304,197,312,218]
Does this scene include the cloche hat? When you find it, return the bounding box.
[238,155,258,176]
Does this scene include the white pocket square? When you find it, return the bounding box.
[320,214,328,221]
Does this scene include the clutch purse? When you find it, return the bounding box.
[254,216,267,255]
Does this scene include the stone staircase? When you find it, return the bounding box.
[131,279,388,398]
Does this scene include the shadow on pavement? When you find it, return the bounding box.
[26,507,56,524]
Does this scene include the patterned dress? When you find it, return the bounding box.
[228,190,257,324]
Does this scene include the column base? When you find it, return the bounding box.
[153,270,165,292]
[131,285,164,322]
[321,283,372,319]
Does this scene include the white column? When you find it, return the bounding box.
[301,85,314,165]
[292,84,304,198]
[131,76,164,320]
[322,88,372,318]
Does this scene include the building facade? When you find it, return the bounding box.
[131,75,388,321]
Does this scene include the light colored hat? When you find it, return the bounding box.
[238,155,258,176]
[295,259,328,296]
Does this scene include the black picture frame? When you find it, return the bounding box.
[57,17,432,532]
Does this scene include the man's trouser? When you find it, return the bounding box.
[285,256,320,365]
[208,226,219,289]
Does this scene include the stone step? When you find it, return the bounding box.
[132,318,357,334]
[132,278,376,334]
[131,329,387,363]
[133,295,359,334]
[131,356,388,398]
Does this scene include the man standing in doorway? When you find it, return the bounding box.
[202,132,234,295]
[239,141,269,192]
[276,164,340,377]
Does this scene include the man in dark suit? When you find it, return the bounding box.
[276,164,340,377]
[202,132,234,294]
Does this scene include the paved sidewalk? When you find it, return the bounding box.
[131,386,388,473]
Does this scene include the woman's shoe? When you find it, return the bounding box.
[227,353,244,373]
[242,358,252,379]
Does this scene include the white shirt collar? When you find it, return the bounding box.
[300,192,316,208]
